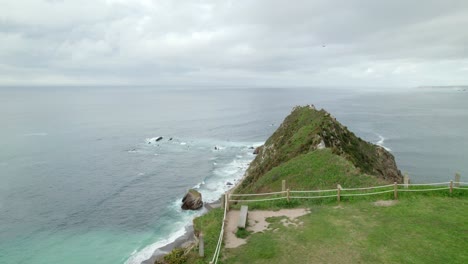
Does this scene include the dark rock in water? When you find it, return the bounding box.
[169,137,173,141]
[253,146,263,155]
[226,182,233,186]
[148,142,151,144]
[155,136,163,142]
[181,189,203,210]
[214,146,218,150]
[248,146,255,149]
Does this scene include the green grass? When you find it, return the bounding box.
[235,228,251,239]
[239,106,402,191]
[222,196,468,264]
[188,208,224,263]
[237,149,387,194]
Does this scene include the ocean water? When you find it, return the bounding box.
[0,86,467,264]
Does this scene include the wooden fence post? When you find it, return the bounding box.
[282,180,286,192]
[225,193,230,211]
[404,173,409,189]
[337,184,341,203]
[393,182,398,200]
[199,232,204,257]
[450,180,453,194]
[286,188,290,202]
[455,173,461,187]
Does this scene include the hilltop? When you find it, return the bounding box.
[236,105,402,194]
[165,105,466,264]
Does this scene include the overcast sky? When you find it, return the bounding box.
[1,0,468,87]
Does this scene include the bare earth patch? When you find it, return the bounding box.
[373,200,398,207]
[224,208,310,248]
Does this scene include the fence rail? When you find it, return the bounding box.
[208,176,466,264]
[227,180,467,204]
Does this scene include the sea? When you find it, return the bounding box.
[0,86,467,264]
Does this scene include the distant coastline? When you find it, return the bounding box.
[418,85,468,90]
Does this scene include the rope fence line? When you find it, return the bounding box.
[290,188,337,193]
[398,187,450,192]
[340,189,395,197]
[229,197,286,202]
[341,183,395,191]
[289,194,338,199]
[210,193,228,264]
[398,182,450,186]
[230,190,285,197]
[227,180,468,204]
[208,175,466,263]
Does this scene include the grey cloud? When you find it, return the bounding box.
[0,0,467,86]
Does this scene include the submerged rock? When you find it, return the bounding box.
[181,189,203,210]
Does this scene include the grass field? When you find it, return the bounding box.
[237,149,388,194]
[220,196,467,264]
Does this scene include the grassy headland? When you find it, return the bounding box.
[167,106,466,264]
[238,105,402,194]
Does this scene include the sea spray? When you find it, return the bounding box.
[375,134,392,151]
[125,139,263,263]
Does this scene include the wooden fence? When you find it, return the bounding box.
[208,175,467,264]
[229,178,467,204]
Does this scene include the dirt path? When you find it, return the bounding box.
[224,208,310,248]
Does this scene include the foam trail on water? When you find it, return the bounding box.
[375,134,391,151]
[125,200,203,264]
[125,225,188,264]
[125,139,263,264]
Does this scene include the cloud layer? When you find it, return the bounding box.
[1,0,468,87]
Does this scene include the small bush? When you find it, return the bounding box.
[235,228,251,239]
[155,248,187,264]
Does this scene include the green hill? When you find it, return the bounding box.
[237,105,402,193]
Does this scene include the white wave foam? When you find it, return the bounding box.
[200,152,253,202]
[252,141,265,147]
[125,199,206,264]
[375,134,391,151]
[125,226,188,264]
[146,137,164,144]
[127,139,258,263]
[193,180,205,189]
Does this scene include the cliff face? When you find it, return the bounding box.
[240,105,402,191]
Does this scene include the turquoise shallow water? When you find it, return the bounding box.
[0,87,467,264]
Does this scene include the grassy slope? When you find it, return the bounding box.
[187,106,461,263]
[240,107,328,188]
[188,208,224,264]
[240,106,401,192]
[240,149,387,194]
[223,196,468,264]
